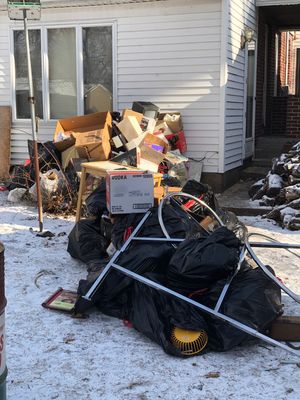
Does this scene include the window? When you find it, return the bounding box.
[13,25,113,120]
[14,29,43,119]
[83,27,112,114]
[48,28,77,119]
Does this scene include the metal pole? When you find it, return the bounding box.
[111,262,300,358]
[23,10,43,232]
[0,243,7,400]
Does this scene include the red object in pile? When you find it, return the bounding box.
[123,319,133,328]
[165,130,187,153]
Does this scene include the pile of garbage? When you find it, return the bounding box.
[67,179,282,357]
[5,102,191,213]
[249,141,300,230]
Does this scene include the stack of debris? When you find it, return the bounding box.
[67,180,282,357]
[249,141,300,230]
[5,102,190,213]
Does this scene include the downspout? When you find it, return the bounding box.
[218,0,229,176]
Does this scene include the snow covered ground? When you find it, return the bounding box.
[0,191,300,400]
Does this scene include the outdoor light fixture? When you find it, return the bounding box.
[7,0,44,232]
[241,27,255,49]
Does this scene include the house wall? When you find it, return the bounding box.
[256,0,300,5]
[0,15,10,107]
[224,0,256,171]
[0,0,222,173]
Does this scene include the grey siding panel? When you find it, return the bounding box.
[117,2,222,171]
[225,0,256,172]
[0,21,11,106]
[2,0,222,169]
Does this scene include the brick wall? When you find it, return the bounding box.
[255,9,277,137]
[271,96,300,136]
[288,32,297,95]
[278,32,287,94]
[266,26,277,134]
[255,9,266,137]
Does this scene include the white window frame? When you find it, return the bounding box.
[10,20,117,123]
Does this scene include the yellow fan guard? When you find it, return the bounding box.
[171,326,208,355]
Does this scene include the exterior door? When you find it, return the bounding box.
[243,41,257,159]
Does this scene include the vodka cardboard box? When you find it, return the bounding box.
[106,171,154,214]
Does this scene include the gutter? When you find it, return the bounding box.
[0,0,166,12]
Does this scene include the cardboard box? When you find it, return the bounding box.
[137,133,168,173]
[125,134,146,151]
[140,116,157,133]
[116,116,143,142]
[53,112,112,152]
[122,109,143,123]
[106,171,154,214]
[61,145,79,170]
[75,129,111,161]
[157,112,182,133]
[154,121,173,136]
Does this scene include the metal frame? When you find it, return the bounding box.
[82,193,300,358]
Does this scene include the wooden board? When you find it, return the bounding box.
[0,106,11,179]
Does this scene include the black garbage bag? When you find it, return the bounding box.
[167,227,241,295]
[129,273,209,357]
[85,180,107,218]
[112,203,203,250]
[198,265,282,351]
[77,204,204,315]
[67,219,109,263]
[28,140,62,175]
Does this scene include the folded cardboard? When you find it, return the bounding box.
[110,149,137,167]
[106,171,154,214]
[75,129,111,161]
[84,84,112,114]
[137,133,168,173]
[270,316,300,341]
[116,116,143,142]
[53,112,112,152]
[122,109,143,123]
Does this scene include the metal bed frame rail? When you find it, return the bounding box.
[82,193,300,358]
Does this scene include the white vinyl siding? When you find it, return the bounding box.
[0,16,10,106]
[1,0,222,172]
[224,0,256,171]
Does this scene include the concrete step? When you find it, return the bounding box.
[255,135,297,159]
[217,181,272,216]
[240,165,270,180]
[252,158,273,168]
